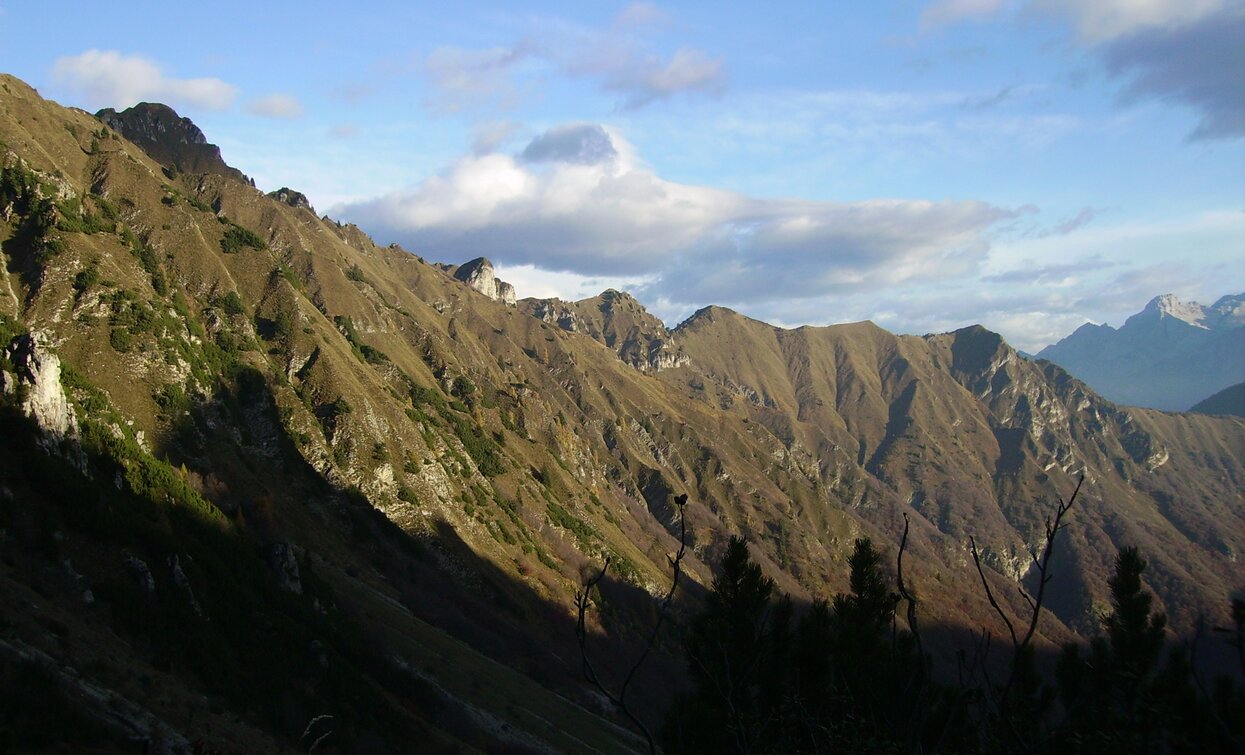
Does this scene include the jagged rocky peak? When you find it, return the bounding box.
[267,187,315,214]
[1208,292,1245,329]
[519,288,690,372]
[450,257,516,306]
[95,102,250,183]
[1134,293,1209,328]
[96,102,208,146]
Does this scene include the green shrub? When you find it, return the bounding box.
[109,327,133,352]
[218,290,245,316]
[220,223,267,253]
[72,264,100,299]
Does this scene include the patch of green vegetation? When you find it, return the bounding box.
[0,159,61,262]
[334,315,389,365]
[444,411,504,477]
[109,327,133,352]
[71,261,100,300]
[54,196,114,234]
[346,263,367,282]
[217,290,245,316]
[154,382,190,420]
[276,264,303,292]
[545,499,596,548]
[220,223,267,253]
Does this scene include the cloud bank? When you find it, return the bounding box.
[337,124,1012,311]
[52,50,236,111]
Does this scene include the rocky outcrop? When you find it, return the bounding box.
[2,331,77,447]
[525,298,581,332]
[266,542,304,594]
[268,187,315,214]
[522,289,690,372]
[95,103,251,184]
[448,257,516,306]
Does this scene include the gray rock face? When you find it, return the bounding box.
[124,554,156,595]
[95,103,250,183]
[1037,292,1245,411]
[2,331,77,445]
[521,289,691,372]
[168,554,202,615]
[266,542,304,595]
[451,257,516,306]
[268,186,315,214]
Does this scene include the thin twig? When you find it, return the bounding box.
[575,493,690,754]
[968,475,1083,747]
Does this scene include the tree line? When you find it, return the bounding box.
[578,489,1245,753]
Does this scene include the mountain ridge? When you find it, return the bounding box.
[1,72,1243,749]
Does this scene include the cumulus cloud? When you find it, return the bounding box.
[51,50,236,111]
[337,124,1012,308]
[521,123,618,164]
[247,94,304,119]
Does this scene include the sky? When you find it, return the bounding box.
[3,1,1243,351]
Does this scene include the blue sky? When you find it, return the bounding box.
[4,1,1243,350]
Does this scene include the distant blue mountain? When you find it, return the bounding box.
[1037,293,1245,411]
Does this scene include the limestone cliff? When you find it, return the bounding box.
[443,257,517,306]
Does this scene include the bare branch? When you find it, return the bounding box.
[897,514,925,660]
[1014,475,1082,652]
[971,535,1019,649]
[968,474,1083,745]
[575,493,690,754]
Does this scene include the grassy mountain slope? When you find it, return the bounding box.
[1,72,1243,748]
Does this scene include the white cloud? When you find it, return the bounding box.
[51,50,236,111]
[418,10,725,113]
[334,126,1241,353]
[1034,0,1231,41]
[920,0,1009,31]
[422,44,534,113]
[247,94,304,119]
[337,124,1012,311]
[612,47,726,110]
